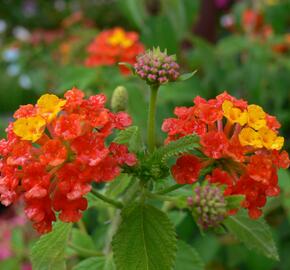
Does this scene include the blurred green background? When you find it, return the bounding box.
[0,0,290,269]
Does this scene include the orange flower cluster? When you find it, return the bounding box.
[0,88,136,233]
[163,92,289,219]
[85,27,145,74]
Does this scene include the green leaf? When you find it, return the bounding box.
[223,211,279,261]
[225,195,245,210]
[175,241,204,270]
[31,222,72,270]
[112,203,177,270]
[69,228,97,257]
[278,169,290,222]
[73,256,116,270]
[149,134,200,165]
[0,258,20,270]
[113,126,143,152]
[105,173,132,198]
[177,70,197,81]
[118,62,134,74]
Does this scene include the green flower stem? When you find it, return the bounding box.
[147,84,159,153]
[156,184,184,195]
[91,189,123,209]
[68,242,104,257]
[77,220,88,235]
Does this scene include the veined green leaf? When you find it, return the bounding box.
[114,126,143,152]
[31,222,72,270]
[73,256,115,270]
[224,211,279,261]
[112,203,177,270]
[175,240,204,270]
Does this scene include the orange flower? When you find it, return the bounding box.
[85,27,145,75]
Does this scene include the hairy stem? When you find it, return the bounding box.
[91,189,123,209]
[147,85,159,153]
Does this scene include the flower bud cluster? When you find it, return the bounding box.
[134,48,180,85]
[188,184,227,229]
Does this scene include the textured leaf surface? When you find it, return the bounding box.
[112,203,177,270]
[69,228,97,257]
[114,126,143,152]
[224,211,279,261]
[73,256,116,270]
[31,222,72,270]
[175,241,204,270]
[149,134,200,165]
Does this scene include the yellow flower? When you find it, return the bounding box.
[222,100,248,126]
[107,28,133,48]
[247,104,266,130]
[13,116,46,142]
[258,127,284,150]
[37,94,66,122]
[239,127,263,148]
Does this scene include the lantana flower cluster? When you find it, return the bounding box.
[85,27,145,74]
[0,88,136,233]
[162,92,289,219]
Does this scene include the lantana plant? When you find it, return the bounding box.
[0,48,289,269]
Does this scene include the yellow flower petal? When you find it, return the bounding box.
[222,100,248,126]
[13,116,46,142]
[107,28,133,48]
[37,94,66,122]
[239,127,263,148]
[258,127,284,150]
[247,104,266,130]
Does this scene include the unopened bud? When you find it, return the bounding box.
[134,47,180,86]
[111,86,128,112]
[189,183,227,229]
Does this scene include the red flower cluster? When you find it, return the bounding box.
[163,92,289,219]
[85,27,145,74]
[0,88,136,233]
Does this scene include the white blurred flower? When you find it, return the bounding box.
[13,26,31,42]
[0,20,7,34]
[19,74,32,89]
[6,64,21,76]
[2,48,20,62]
[220,14,235,28]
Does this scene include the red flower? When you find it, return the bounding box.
[85,27,145,75]
[171,155,202,184]
[40,139,67,166]
[200,131,228,159]
[0,88,137,233]
[163,91,289,219]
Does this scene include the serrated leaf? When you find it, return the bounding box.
[223,211,279,261]
[225,195,245,210]
[177,70,197,81]
[149,134,200,164]
[31,222,72,270]
[114,126,143,152]
[175,241,204,270]
[72,256,116,270]
[112,203,177,270]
